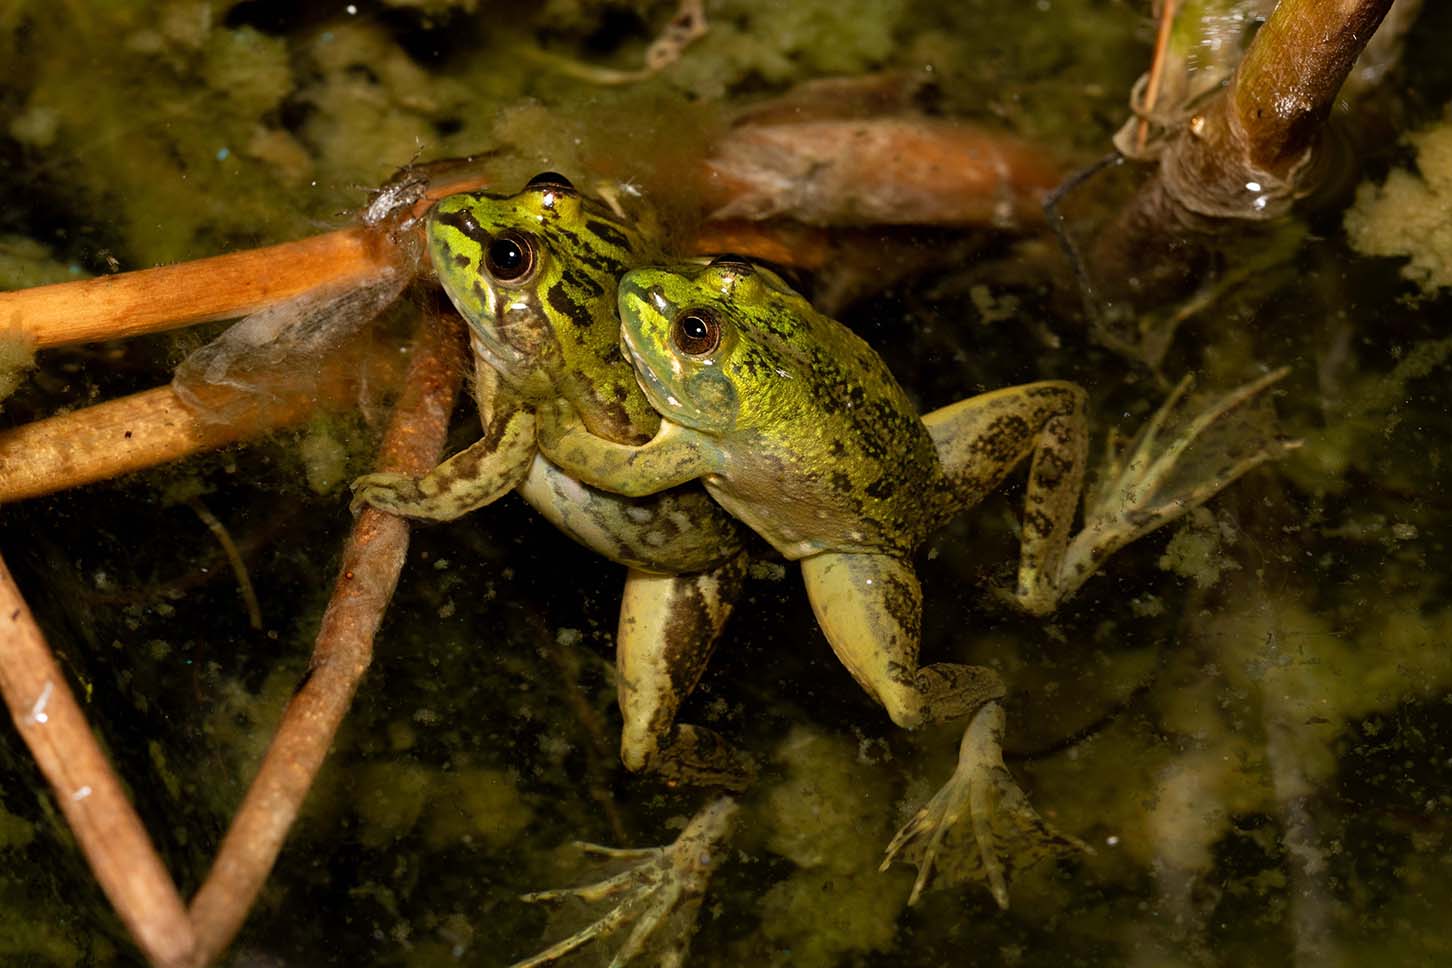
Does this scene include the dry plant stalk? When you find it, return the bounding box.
[0,557,196,968]
[186,301,465,965]
[0,338,406,503]
[705,118,1061,227]
[0,168,493,350]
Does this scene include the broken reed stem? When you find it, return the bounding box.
[1160,0,1396,218]
[0,339,406,504]
[0,170,492,351]
[185,302,465,967]
[0,121,1060,353]
[0,556,195,968]
[0,229,397,350]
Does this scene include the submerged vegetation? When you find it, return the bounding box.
[2,0,1452,965]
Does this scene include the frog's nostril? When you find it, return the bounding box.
[646,286,670,313]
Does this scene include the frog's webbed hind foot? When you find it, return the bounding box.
[513,798,739,968]
[1046,367,1299,609]
[881,703,1086,908]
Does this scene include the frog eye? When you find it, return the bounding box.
[671,308,722,356]
[526,171,576,193]
[707,253,755,274]
[485,230,537,282]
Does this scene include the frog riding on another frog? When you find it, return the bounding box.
[356,173,756,790]
[351,175,760,966]
[536,255,1296,909]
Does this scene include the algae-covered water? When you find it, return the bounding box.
[3,1,1452,965]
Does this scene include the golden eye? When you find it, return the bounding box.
[485,230,536,282]
[672,308,721,356]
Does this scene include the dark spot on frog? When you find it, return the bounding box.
[585,218,631,252]
[546,284,580,325]
[433,208,490,247]
[1022,508,1056,540]
[453,253,471,269]
[972,415,1032,462]
[864,475,897,500]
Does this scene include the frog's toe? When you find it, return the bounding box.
[881,703,1086,908]
[513,798,738,968]
[348,472,422,515]
[1061,368,1299,596]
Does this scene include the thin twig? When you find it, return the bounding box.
[187,497,263,631]
[1135,0,1179,154]
[0,555,196,968]
[185,300,465,966]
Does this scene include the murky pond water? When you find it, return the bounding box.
[3,2,1452,966]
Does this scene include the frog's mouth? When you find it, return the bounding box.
[447,278,529,378]
[620,322,685,416]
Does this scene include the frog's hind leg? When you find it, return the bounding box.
[616,553,755,789]
[1060,368,1297,599]
[800,551,1004,729]
[514,563,750,966]
[880,704,1087,908]
[801,551,1082,909]
[923,380,1089,616]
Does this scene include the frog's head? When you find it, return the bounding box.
[616,256,818,435]
[426,172,653,404]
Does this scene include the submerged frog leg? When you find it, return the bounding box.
[513,798,738,968]
[800,552,1004,729]
[350,389,537,520]
[880,703,1088,908]
[618,555,756,790]
[923,381,1089,617]
[799,551,1081,907]
[1060,368,1298,598]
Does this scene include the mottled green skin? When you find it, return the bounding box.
[616,261,957,560]
[428,183,662,445]
[416,179,748,573]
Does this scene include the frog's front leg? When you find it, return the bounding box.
[535,403,714,498]
[923,380,1089,616]
[618,557,756,790]
[800,551,1081,908]
[350,390,537,520]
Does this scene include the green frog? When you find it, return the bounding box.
[353,174,758,788]
[535,255,1296,909]
[351,175,760,967]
